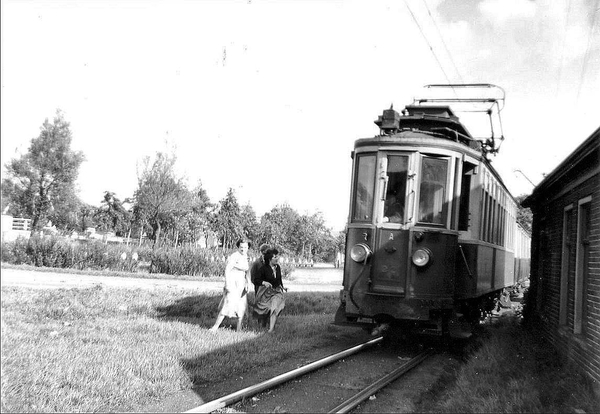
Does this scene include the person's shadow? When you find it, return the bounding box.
[155,292,263,330]
[149,290,344,412]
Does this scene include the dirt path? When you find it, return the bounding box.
[0,267,342,292]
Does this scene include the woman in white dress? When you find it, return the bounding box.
[210,239,251,331]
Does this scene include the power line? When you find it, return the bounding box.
[555,0,572,98]
[404,0,455,91]
[576,0,599,102]
[420,0,464,84]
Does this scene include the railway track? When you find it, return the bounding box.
[184,337,434,413]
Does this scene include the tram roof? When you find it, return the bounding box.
[374,105,475,145]
[358,105,520,204]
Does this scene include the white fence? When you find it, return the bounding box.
[11,217,31,231]
[1,215,57,242]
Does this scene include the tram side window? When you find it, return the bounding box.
[352,155,376,222]
[492,198,498,244]
[383,156,408,223]
[482,189,489,241]
[418,157,448,225]
[486,192,494,242]
[458,162,477,231]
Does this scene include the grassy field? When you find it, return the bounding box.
[2,273,599,413]
[0,285,344,413]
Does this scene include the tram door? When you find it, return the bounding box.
[370,154,410,295]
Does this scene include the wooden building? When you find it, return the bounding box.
[523,126,599,391]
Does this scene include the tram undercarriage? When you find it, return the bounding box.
[334,288,505,339]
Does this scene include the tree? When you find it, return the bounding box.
[515,194,532,233]
[94,191,131,236]
[133,151,189,247]
[257,204,300,252]
[294,214,314,259]
[187,181,214,245]
[77,203,97,233]
[1,110,85,233]
[254,206,338,261]
[47,185,81,233]
[296,212,333,261]
[240,203,259,242]
[163,181,215,246]
[334,230,346,254]
[211,188,244,249]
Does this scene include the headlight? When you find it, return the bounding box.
[412,248,432,267]
[350,243,372,263]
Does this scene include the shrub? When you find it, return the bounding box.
[0,236,31,264]
[280,262,294,279]
[1,236,147,273]
[70,239,108,269]
[1,236,302,279]
[148,245,226,277]
[25,235,74,268]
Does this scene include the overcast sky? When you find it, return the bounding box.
[2,0,599,230]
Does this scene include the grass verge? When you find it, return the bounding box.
[416,318,600,413]
[0,262,217,282]
[0,262,312,284]
[1,285,344,413]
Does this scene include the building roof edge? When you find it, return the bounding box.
[522,126,600,208]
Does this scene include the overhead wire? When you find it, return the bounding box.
[404,2,507,149]
[420,0,464,84]
[576,0,599,103]
[555,0,572,98]
[403,0,457,97]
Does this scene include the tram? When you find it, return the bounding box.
[334,84,531,336]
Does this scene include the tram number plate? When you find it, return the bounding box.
[357,317,373,324]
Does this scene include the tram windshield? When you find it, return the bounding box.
[418,157,448,225]
[383,155,408,223]
[352,154,376,222]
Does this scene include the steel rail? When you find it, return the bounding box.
[328,348,434,414]
[184,336,384,413]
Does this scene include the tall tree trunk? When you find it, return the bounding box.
[153,221,161,248]
[31,181,50,234]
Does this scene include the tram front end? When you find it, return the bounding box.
[334,117,461,334]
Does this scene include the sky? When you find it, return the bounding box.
[1,0,599,231]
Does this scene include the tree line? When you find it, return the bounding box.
[1,110,345,261]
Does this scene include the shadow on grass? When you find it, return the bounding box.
[154,291,272,330]
[149,291,368,412]
[154,290,340,330]
[155,292,224,327]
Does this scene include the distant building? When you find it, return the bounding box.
[523,126,599,392]
[1,215,56,241]
[195,231,219,249]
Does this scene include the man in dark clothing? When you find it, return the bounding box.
[250,243,271,327]
[250,243,271,294]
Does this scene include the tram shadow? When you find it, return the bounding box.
[150,290,363,412]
